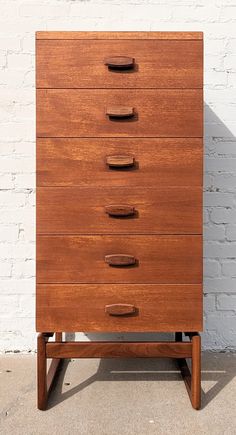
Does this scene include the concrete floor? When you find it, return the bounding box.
[0,353,236,435]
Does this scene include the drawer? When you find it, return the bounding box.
[37,235,202,284]
[37,138,203,188]
[36,39,203,89]
[37,187,202,235]
[36,284,203,332]
[36,89,203,138]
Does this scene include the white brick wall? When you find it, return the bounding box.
[1,0,236,352]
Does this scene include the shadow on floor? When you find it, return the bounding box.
[47,352,236,411]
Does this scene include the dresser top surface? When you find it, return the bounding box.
[36,31,203,40]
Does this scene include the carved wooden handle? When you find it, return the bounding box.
[106,106,134,118]
[105,254,136,266]
[105,304,136,316]
[104,56,134,70]
[106,155,135,168]
[105,204,135,217]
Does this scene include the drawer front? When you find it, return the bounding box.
[36,284,203,332]
[37,138,203,188]
[37,235,202,284]
[36,89,203,138]
[37,187,202,234]
[36,39,203,89]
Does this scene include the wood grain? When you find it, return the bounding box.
[36,89,203,138]
[36,284,202,332]
[36,138,203,188]
[36,31,203,40]
[36,39,203,89]
[36,235,202,284]
[46,341,193,358]
[36,187,202,234]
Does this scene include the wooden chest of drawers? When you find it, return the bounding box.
[36,31,203,410]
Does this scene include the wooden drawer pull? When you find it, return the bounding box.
[105,304,136,316]
[106,155,135,168]
[105,254,136,266]
[106,106,134,118]
[105,204,135,217]
[104,56,134,70]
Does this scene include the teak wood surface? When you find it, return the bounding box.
[36,39,202,89]
[37,235,202,284]
[36,31,203,40]
[36,138,203,188]
[36,31,203,411]
[36,284,203,332]
[37,186,202,234]
[36,89,203,138]
[46,341,193,359]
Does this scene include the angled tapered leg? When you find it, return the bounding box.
[176,332,201,410]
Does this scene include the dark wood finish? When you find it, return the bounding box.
[106,106,134,118]
[106,154,135,168]
[36,284,202,332]
[36,89,203,138]
[36,138,203,188]
[104,56,134,69]
[105,303,136,316]
[105,204,135,217]
[46,341,192,359]
[37,235,202,284]
[36,39,202,89]
[37,187,202,234]
[105,254,136,266]
[36,31,203,40]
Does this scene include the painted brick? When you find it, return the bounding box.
[19,3,70,18]
[222,260,236,277]
[204,242,236,258]
[0,262,12,278]
[204,259,221,277]
[204,293,216,312]
[217,294,236,310]
[204,225,225,241]
[226,224,236,241]
[204,277,236,293]
[204,192,235,207]
[210,208,236,224]
[0,225,19,243]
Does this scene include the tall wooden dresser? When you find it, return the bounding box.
[36,31,203,410]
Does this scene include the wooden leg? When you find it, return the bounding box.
[38,332,201,410]
[176,332,201,410]
[55,332,63,342]
[191,334,201,409]
[37,333,47,410]
[37,332,63,411]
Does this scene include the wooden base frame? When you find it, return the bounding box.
[37,331,201,410]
